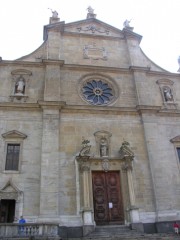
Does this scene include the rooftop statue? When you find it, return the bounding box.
[123,19,134,31]
[86,6,96,19]
[178,56,180,67]
[87,6,94,14]
[123,19,131,28]
[178,56,180,72]
[48,8,58,18]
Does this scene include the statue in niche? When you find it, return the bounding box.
[163,87,173,102]
[15,76,25,95]
[100,138,109,157]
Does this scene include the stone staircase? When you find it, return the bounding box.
[80,225,180,240]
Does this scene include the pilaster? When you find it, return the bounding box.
[39,106,60,220]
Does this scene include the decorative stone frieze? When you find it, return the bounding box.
[78,24,109,35]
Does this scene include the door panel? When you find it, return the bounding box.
[92,171,124,225]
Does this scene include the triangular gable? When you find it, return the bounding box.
[0,179,22,193]
[44,18,142,42]
[65,18,123,37]
[2,130,27,139]
[170,135,180,143]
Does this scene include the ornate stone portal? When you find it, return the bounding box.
[119,141,140,225]
[0,179,23,220]
[76,138,140,235]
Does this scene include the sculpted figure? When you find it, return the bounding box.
[15,76,25,94]
[52,10,58,18]
[163,87,173,102]
[48,8,58,18]
[123,19,131,28]
[87,6,94,14]
[100,138,108,157]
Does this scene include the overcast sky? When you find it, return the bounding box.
[0,0,180,73]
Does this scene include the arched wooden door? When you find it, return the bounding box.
[92,171,124,225]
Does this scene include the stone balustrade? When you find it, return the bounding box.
[0,223,59,238]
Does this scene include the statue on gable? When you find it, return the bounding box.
[123,19,134,31]
[48,8,58,18]
[86,6,96,19]
[177,56,180,72]
[87,6,94,14]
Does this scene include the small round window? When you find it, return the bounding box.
[82,79,114,105]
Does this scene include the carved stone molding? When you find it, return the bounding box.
[170,135,180,143]
[121,158,133,171]
[102,158,109,172]
[77,25,109,35]
[76,156,91,172]
[0,179,22,200]
[2,130,27,140]
[83,43,107,60]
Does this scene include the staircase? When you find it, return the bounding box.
[81,225,180,240]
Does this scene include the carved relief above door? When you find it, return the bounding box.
[92,171,124,225]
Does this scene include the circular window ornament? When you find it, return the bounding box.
[79,76,118,106]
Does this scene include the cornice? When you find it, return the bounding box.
[41,59,64,66]
[0,59,64,67]
[0,101,180,117]
[147,70,180,78]
[38,101,66,109]
[136,105,180,116]
[129,66,151,72]
[63,64,130,73]
[62,31,125,41]
[0,102,41,110]
[62,105,138,115]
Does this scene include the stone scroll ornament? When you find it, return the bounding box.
[79,138,91,157]
[119,140,134,170]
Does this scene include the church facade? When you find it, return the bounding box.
[0,8,180,237]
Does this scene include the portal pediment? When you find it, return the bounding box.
[170,135,180,143]
[0,179,22,200]
[0,179,22,193]
[2,130,27,139]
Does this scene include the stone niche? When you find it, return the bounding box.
[10,69,32,102]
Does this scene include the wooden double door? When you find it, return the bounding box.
[92,171,124,225]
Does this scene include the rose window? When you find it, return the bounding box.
[82,80,114,105]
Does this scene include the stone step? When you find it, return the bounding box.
[79,225,180,240]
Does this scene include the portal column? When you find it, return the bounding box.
[122,158,140,223]
[76,156,94,236]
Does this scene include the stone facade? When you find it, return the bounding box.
[0,9,180,236]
